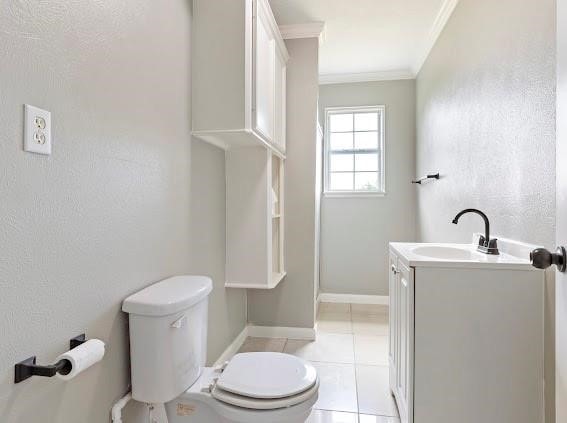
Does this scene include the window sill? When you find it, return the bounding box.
[323,191,386,198]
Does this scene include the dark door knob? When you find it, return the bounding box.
[530,247,567,272]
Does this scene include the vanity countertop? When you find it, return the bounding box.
[390,235,541,270]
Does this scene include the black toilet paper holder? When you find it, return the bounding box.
[14,334,87,383]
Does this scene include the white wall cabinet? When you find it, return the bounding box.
[225,148,285,289]
[389,245,544,423]
[273,47,287,152]
[193,0,288,289]
[192,0,288,155]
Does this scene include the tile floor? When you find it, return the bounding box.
[236,302,399,423]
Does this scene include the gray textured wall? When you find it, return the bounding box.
[556,0,567,420]
[416,0,556,420]
[189,139,247,364]
[318,80,417,296]
[416,0,556,247]
[247,38,319,329]
[0,2,245,422]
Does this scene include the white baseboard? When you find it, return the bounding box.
[247,325,316,340]
[213,324,317,366]
[213,326,249,367]
[318,293,389,305]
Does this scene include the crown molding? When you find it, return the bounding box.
[319,70,415,85]
[413,0,460,75]
[279,22,326,43]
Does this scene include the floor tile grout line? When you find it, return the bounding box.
[351,317,361,416]
[313,303,394,422]
[313,408,358,414]
[282,337,289,353]
[314,407,400,420]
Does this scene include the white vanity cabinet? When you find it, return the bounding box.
[388,241,544,423]
[192,0,288,154]
[389,254,414,423]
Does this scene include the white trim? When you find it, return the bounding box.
[213,325,316,367]
[323,105,386,195]
[319,70,415,85]
[279,22,326,43]
[212,324,317,368]
[258,0,290,61]
[213,326,249,367]
[323,191,386,198]
[319,293,389,305]
[247,325,316,340]
[413,0,460,74]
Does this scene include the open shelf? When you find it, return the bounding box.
[225,148,286,289]
[225,271,287,290]
[271,271,287,286]
[271,154,285,281]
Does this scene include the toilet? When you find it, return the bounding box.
[122,275,319,423]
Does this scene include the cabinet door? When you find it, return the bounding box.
[254,0,275,142]
[397,261,414,423]
[273,49,286,152]
[388,252,398,394]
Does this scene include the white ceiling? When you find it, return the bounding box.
[269,0,455,80]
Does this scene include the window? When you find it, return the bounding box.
[324,106,385,195]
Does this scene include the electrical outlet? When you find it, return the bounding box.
[24,104,51,155]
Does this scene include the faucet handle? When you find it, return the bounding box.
[477,236,499,255]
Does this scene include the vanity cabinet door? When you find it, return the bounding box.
[396,261,414,423]
[254,0,276,143]
[389,252,399,394]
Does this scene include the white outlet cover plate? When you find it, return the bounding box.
[24,104,51,155]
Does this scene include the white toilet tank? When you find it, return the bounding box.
[122,275,213,404]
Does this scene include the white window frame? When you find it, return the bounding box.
[323,105,386,197]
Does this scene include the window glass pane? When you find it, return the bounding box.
[330,172,353,190]
[354,112,378,131]
[355,172,379,191]
[355,131,378,150]
[330,132,353,151]
[355,153,378,172]
[330,153,354,172]
[329,113,353,132]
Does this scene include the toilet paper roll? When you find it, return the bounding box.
[56,339,105,381]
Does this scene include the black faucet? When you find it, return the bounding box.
[452,209,499,255]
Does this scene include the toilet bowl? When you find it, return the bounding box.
[122,275,319,423]
[165,354,319,423]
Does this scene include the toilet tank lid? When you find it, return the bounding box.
[122,275,213,316]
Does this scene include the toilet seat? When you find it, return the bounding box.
[211,377,319,410]
[211,352,318,410]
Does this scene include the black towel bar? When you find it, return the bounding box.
[412,173,440,184]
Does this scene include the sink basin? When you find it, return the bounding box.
[390,239,535,269]
[411,245,478,260]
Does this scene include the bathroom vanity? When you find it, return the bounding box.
[389,237,544,423]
